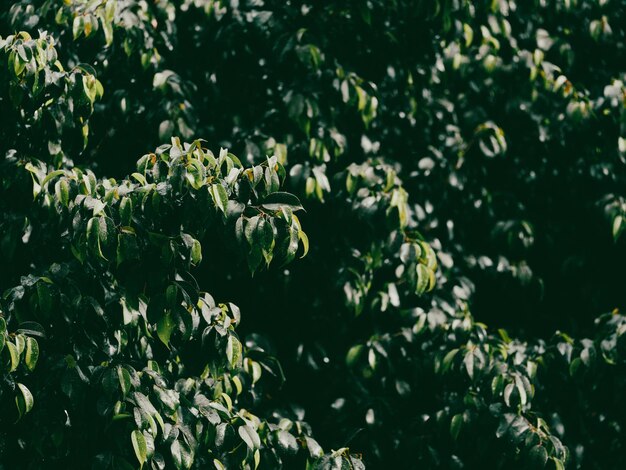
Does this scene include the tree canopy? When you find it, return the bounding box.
[1,1,626,469]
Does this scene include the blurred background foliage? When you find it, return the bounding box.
[2,0,626,468]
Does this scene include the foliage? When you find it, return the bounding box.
[1,0,626,469]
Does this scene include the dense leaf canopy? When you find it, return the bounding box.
[1,1,626,469]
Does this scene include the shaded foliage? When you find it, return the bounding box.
[1,1,626,469]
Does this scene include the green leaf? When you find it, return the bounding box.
[261,191,304,211]
[87,217,106,259]
[157,313,175,347]
[298,230,309,258]
[498,328,512,343]
[24,337,39,371]
[134,392,158,417]
[209,184,228,213]
[131,430,147,468]
[55,179,70,207]
[238,424,261,449]
[118,366,132,396]
[250,361,262,383]
[450,414,463,441]
[284,225,300,265]
[305,436,324,458]
[220,392,233,412]
[569,357,582,377]
[16,321,45,339]
[171,439,194,469]
[7,342,20,372]
[415,263,430,295]
[274,143,288,164]
[190,238,202,265]
[441,348,459,374]
[154,386,179,413]
[504,382,516,407]
[82,75,97,103]
[276,430,298,455]
[17,44,29,63]
[245,216,261,247]
[346,344,363,367]
[515,375,528,406]
[15,383,34,420]
[36,282,53,317]
[186,159,206,189]
[235,216,246,246]
[491,374,505,396]
[117,232,139,266]
[528,445,548,467]
[119,197,133,226]
[259,218,274,251]
[254,449,261,469]
[463,23,474,46]
[225,335,241,368]
[613,215,623,241]
[13,52,26,76]
[15,334,26,356]
[368,348,377,370]
[41,170,64,187]
[463,349,474,379]
[72,15,84,40]
[247,246,263,273]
